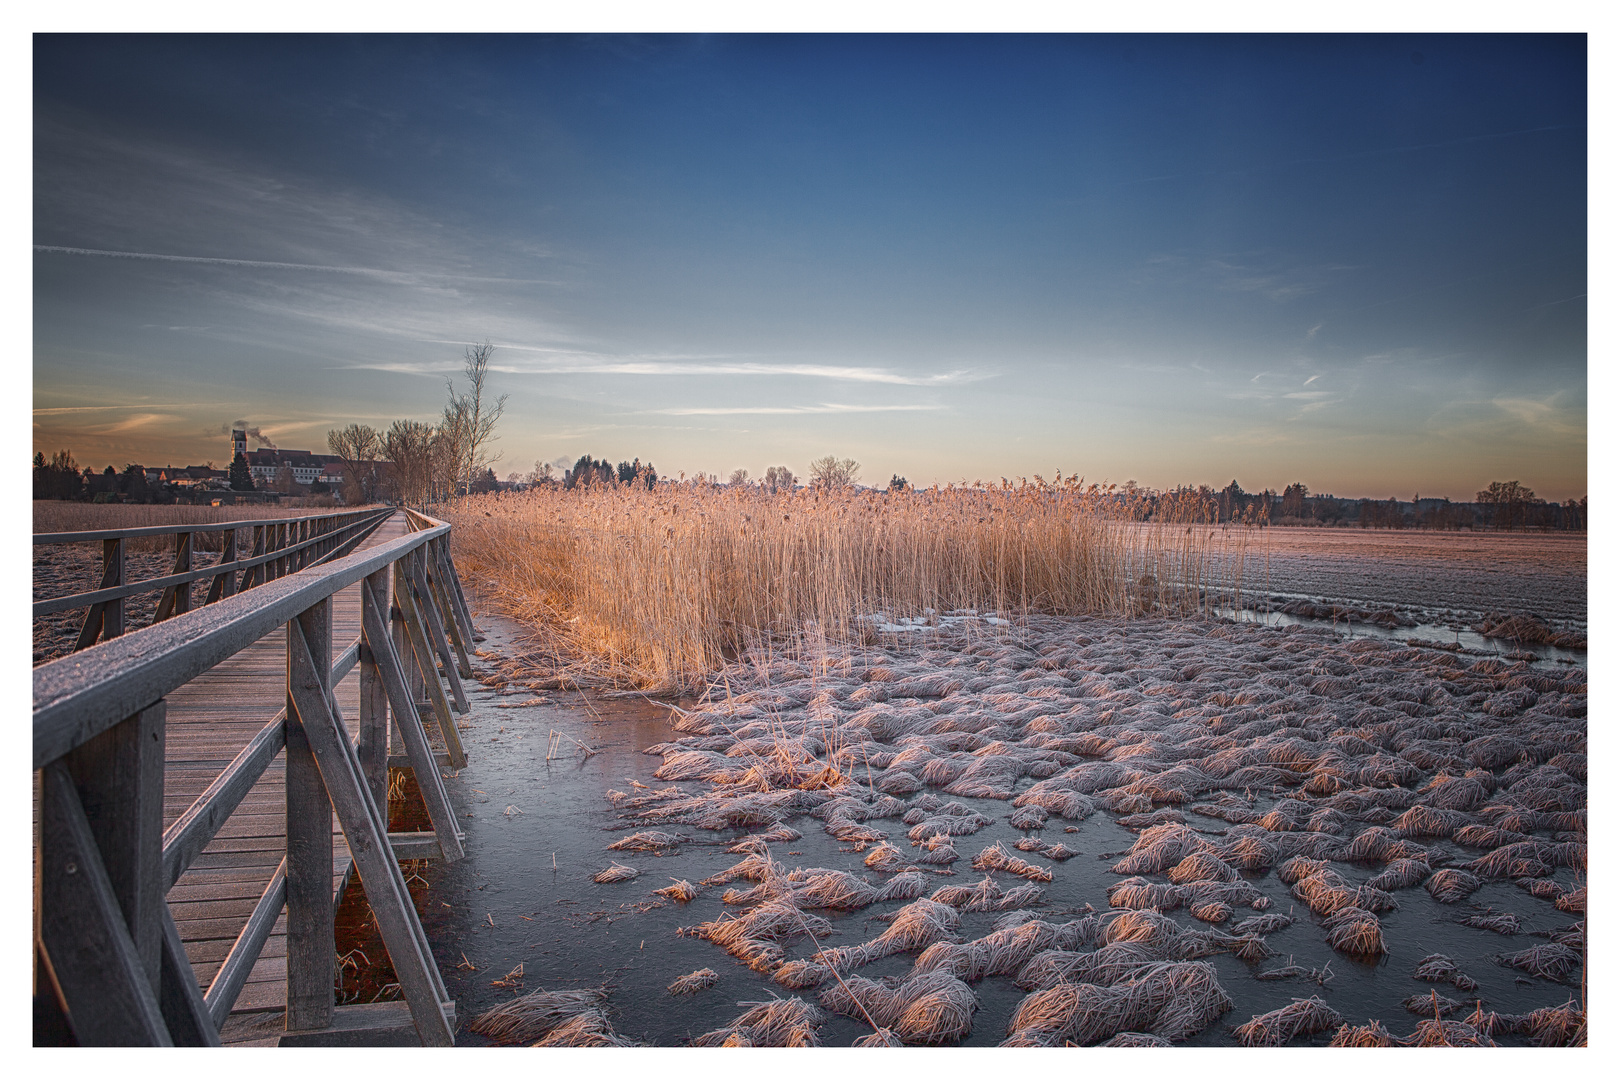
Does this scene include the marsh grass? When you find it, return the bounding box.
[447,479,1260,691]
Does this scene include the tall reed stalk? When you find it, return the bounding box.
[446,479,1260,691]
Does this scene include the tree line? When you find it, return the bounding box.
[1167,479,1585,531]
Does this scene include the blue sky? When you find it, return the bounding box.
[33,33,1587,500]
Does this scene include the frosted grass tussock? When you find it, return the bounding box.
[654,878,700,902]
[607,830,683,852]
[913,918,1096,982]
[470,988,610,1044]
[1328,1019,1400,1046]
[1497,942,1581,981]
[1002,960,1231,1046]
[1402,991,1463,1016]
[970,840,1054,882]
[1322,907,1386,957]
[1014,942,1161,991]
[668,968,720,994]
[819,969,979,1044]
[1111,823,1216,875]
[1233,996,1344,1046]
[592,862,640,884]
[1365,857,1431,891]
[1425,868,1484,903]
[1461,910,1521,935]
[533,1009,639,1046]
[690,996,827,1047]
[929,875,1045,912]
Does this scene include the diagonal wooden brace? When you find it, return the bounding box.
[392,571,468,766]
[361,577,465,860]
[420,555,473,679]
[287,618,455,1047]
[159,899,221,1045]
[404,553,469,711]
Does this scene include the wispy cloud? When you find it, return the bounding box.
[350,352,985,386]
[648,403,946,416]
[35,245,554,286]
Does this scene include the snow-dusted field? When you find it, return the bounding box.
[1233,527,1586,631]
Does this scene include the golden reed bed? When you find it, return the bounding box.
[445,479,1260,691]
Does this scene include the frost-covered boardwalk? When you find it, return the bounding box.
[163,513,410,1021]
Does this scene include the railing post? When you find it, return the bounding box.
[284,598,333,1033]
[105,538,126,638]
[37,702,171,1044]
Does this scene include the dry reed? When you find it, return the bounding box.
[446,479,1251,690]
[592,862,640,884]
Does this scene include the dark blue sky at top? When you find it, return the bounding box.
[33,34,1586,498]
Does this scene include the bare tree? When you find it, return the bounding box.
[385,419,436,507]
[273,463,298,494]
[326,423,382,504]
[442,341,508,497]
[728,467,750,486]
[808,455,860,490]
[762,465,797,493]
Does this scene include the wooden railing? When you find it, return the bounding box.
[34,506,396,654]
[34,509,478,1046]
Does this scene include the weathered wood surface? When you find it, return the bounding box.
[163,514,413,1019]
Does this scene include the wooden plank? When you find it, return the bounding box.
[162,714,286,887]
[404,553,469,710]
[205,859,287,1029]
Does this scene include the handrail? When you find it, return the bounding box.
[32,506,385,545]
[35,507,474,1046]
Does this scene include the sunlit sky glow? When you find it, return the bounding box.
[32,33,1586,500]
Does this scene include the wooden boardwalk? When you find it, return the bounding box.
[164,513,409,1018]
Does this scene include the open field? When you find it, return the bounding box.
[1237,527,1586,632]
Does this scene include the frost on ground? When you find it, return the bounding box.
[601,613,1586,1046]
[1233,527,1586,634]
